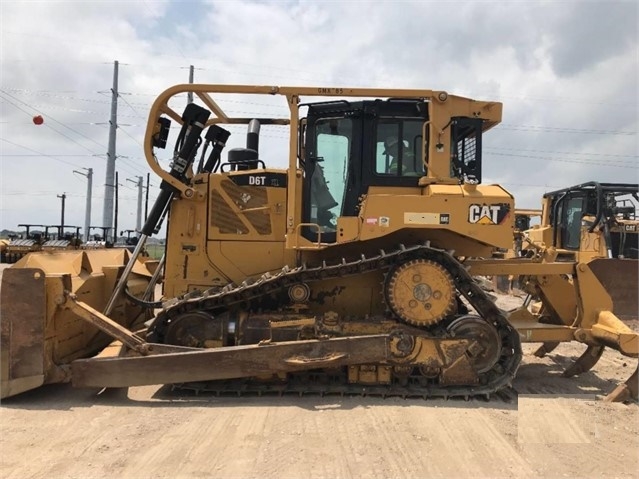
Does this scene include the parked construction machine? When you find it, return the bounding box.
[523,183,638,319]
[3,224,48,263]
[513,209,541,256]
[1,85,637,402]
[81,226,114,249]
[493,190,639,302]
[113,229,148,256]
[41,225,83,252]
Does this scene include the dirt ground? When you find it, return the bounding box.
[1,264,638,479]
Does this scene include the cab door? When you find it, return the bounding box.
[302,103,364,243]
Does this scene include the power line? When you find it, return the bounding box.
[1,89,152,177]
[499,124,635,135]
[0,138,85,168]
[1,86,626,111]
[0,142,147,183]
[485,152,638,169]
[115,126,151,176]
[0,99,139,119]
[117,93,145,119]
[1,191,85,197]
[3,88,635,138]
[3,88,111,100]
[0,154,99,157]
[485,146,637,160]
[498,182,565,189]
[118,125,144,147]
[0,90,107,154]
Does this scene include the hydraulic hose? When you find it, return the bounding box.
[104,103,211,316]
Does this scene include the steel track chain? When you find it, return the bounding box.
[147,243,522,398]
[173,371,519,402]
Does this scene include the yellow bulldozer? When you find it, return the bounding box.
[493,189,639,311]
[523,182,638,319]
[1,85,637,402]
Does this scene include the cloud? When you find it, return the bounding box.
[546,1,637,77]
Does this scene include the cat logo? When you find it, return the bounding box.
[468,203,510,225]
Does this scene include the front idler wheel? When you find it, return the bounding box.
[446,315,502,374]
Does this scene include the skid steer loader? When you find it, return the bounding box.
[1,85,636,401]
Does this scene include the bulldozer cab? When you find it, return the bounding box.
[303,96,499,247]
[302,99,488,243]
[544,182,638,259]
[302,100,430,242]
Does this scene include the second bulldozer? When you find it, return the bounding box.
[523,182,638,319]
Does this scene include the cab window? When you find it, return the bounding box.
[563,196,584,249]
[375,120,425,177]
[309,118,352,232]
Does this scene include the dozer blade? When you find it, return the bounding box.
[589,258,639,320]
[1,268,46,398]
[1,250,154,398]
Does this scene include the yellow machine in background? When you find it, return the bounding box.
[513,209,541,257]
[0,239,9,263]
[1,85,636,401]
[523,183,638,319]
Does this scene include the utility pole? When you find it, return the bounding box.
[114,171,119,244]
[102,60,119,232]
[187,64,194,105]
[73,168,93,242]
[127,175,144,234]
[57,193,66,229]
[144,172,150,221]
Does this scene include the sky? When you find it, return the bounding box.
[0,0,637,236]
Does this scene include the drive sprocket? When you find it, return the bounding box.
[385,258,456,327]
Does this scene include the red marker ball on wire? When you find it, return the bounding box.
[33,115,44,125]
